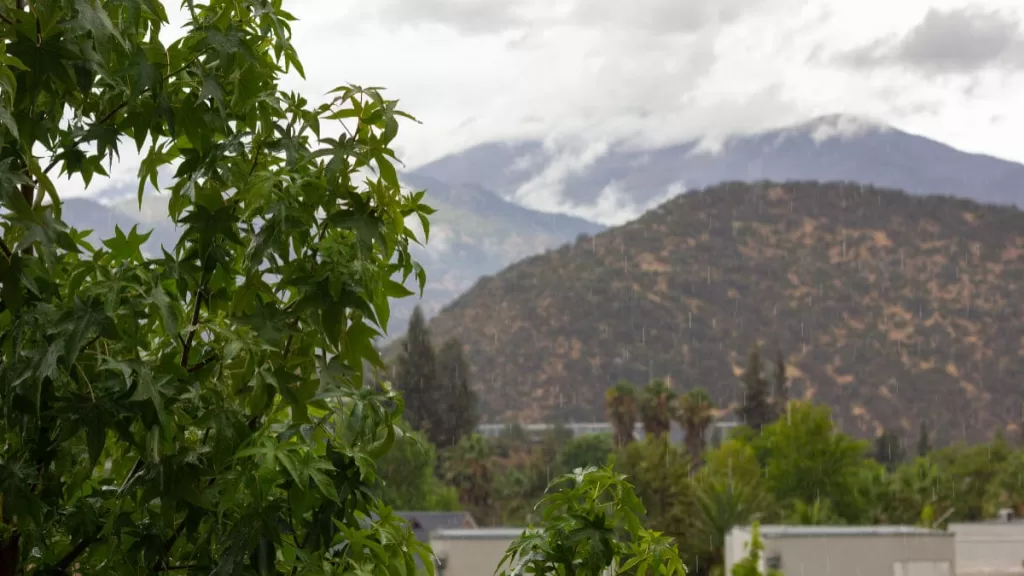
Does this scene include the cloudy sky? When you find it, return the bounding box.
[68,0,1024,200]
[281,0,1024,167]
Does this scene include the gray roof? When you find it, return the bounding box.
[395,512,478,544]
[750,525,949,538]
[431,528,528,540]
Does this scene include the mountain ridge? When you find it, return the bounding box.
[418,180,1024,444]
[410,114,1024,225]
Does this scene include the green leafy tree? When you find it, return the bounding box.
[755,402,873,523]
[739,347,773,432]
[394,306,444,444]
[497,466,687,576]
[0,1,436,574]
[887,457,956,526]
[375,425,460,511]
[435,337,479,449]
[986,450,1024,517]
[614,437,693,542]
[931,439,1011,521]
[874,428,906,471]
[917,421,931,457]
[851,461,893,524]
[606,381,638,448]
[558,433,614,474]
[641,379,676,438]
[785,497,843,525]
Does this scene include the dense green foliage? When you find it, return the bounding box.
[6,3,1024,576]
[372,384,1024,575]
[0,0,445,573]
[497,467,687,576]
[374,425,459,512]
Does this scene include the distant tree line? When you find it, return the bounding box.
[373,324,1024,576]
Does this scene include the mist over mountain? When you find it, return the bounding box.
[411,114,1024,225]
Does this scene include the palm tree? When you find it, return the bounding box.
[690,471,772,570]
[605,381,638,448]
[640,379,675,438]
[677,388,715,470]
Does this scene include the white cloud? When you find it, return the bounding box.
[60,0,1024,218]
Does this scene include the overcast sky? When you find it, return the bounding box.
[284,0,1024,166]
[66,0,1024,199]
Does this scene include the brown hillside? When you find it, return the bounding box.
[421,181,1024,444]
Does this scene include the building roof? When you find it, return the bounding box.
[395,512,478,544]
[431,527,528,540]
[749,525,949,538]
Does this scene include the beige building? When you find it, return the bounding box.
[949,519,1024,576]
[725,525,955,576]
[430,528,524,576]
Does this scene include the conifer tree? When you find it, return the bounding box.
[874,428,905,470]
[739,346,774,431]
[773,349,789,419]
[436,337,480,448]
[917,420,932,457]
[394,306,442,438]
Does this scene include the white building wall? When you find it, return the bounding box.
[430,529,522,576]
[762,535,953,576]
[724,528,755,572]
[724,527,954,576]
[948,522,1024,576]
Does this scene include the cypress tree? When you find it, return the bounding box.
[436,337,480,448]
[874,428,905,470]
[739,346,773,431]
[773,349,789,419]
[394,306,442,438]
[917,420,931,457]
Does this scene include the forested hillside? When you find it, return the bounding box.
[423,181,1024,443]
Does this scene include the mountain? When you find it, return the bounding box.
[412,114,1024,223]
[58,176,603,340]
[396,173,603,339]
[62,196,179,256]
[418,181,1024,444]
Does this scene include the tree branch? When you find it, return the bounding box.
[179,275,206,368]
[48,536,95,575]
[42,102,130,176]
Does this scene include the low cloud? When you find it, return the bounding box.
[365,0,771,36]
[840,7,1024,74]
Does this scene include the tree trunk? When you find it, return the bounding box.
[0,531,20,576]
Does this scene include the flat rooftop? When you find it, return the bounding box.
[749,525,949,538]
[431,528,528,540]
